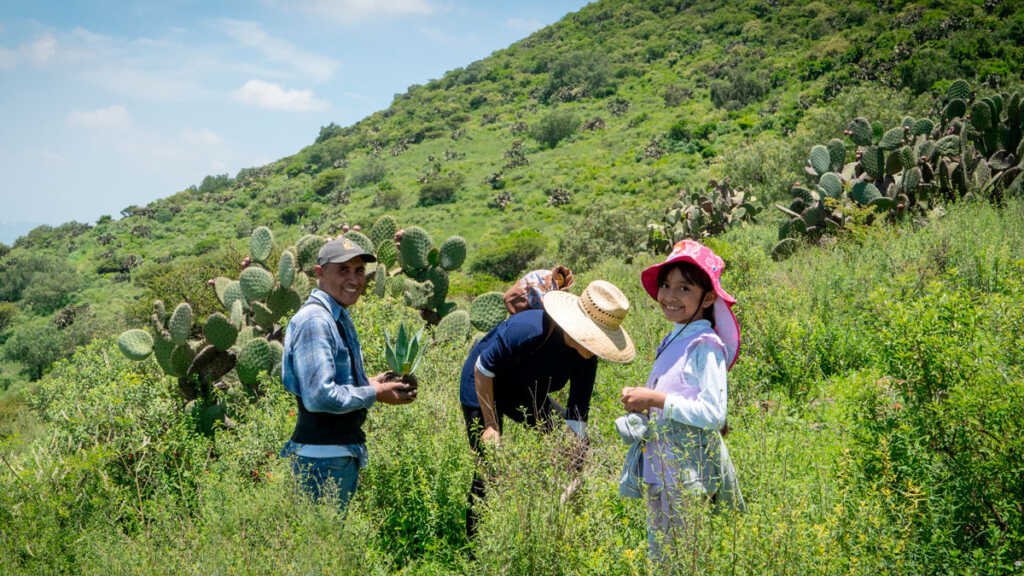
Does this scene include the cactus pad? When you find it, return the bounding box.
[169,343,196,378]
[808,145,830,175]
[435,309,471,344]
[438,236,467,271]
[370,215,398,249]
[295,234,326,272]
[278,250,296,290]
[344,230,375,254]
[860,146,884,180]
[229,299,245,328]
[878,127,904,150]
[826,139,846,172]
[375,237,398,269]
[970,101,992,131]
[204,313,239,351]
[118,329,154,360]
[911,118,934,136]
[946,79,971,102]
[240,266,275,302]
[250,226,274,263]
[470,292,508,333]
[936,135,961,157]
[223,281,246,312]
[251,301,276,332]
[850,181,881,205]
[817,172,843,198]
[425,266,449,309]
[236,338,273,389]
[169,303,193,344]
[944,99,967,121]
[187,344,236,385]
[399,226,433,271]
[266,286,302,319]
[212,277,233,307]
[847,117,872,146]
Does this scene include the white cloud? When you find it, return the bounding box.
[232,79,329,112]
[25,33,58,65]
[222,20,338,83]
[282,0,435,24]
[67,105,133,129]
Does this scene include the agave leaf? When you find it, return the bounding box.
[384,329,399,373]
[409,327,427,375]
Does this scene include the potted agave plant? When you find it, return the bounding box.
[383,322,426,389]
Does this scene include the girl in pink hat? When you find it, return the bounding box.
[619,239,745,560]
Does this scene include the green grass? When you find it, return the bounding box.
[2,199,1022,574]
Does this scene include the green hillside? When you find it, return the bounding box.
[2,1,1024,573]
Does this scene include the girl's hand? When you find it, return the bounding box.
[620,387,667,412]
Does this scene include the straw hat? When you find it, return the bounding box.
[640,239,741,369]
[542,280,635,363]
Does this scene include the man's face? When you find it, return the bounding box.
[315,257,367,308]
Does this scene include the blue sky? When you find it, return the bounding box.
[0,0,589,239]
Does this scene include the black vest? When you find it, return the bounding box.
[290,300,368,445]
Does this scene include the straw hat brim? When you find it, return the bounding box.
[542,290,635,363]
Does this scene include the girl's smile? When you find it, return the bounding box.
[657,267,716,324]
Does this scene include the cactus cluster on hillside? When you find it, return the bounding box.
[647,179,760,254]
[772,79,1024,260]
[117,226,306,406]
[360,215,468,327]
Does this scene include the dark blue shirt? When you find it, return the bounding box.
[459,309,598,422]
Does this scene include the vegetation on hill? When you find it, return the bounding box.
[2,0,1024,572]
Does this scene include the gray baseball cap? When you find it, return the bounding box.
[317,238,377,266]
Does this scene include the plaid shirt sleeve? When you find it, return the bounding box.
[283,306,376,414]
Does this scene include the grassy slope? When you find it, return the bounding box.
[2,199,1021,574]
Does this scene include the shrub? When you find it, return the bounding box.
[471,229,547,281]
[1,315,67,380]
[530,109,580,149]
[418,173,464,207]
[541,51,614,103]
[372,183,403,209]
[312,168,345,197]
[349,158,388,188]
[558,206,647,273]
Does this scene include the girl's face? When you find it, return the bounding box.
[657,267,716,324]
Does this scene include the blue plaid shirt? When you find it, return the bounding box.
[281,288,376,464]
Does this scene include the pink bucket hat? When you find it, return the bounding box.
[640,239,741,369]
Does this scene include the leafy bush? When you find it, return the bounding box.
[530,109,580,149]
[558,206,647,272]
[312,168,345,197]
[471,229,547,280]
[1,315,68,380]
[349,158,388,188]
[541,51,614,103]
[418,172,464,207]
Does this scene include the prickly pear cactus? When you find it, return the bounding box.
[250,226,274,264]
[239,266,275,302]
[399,226,433,272]
[168,303,193,344]
[236,338,273,392]
[470,292,508,333]
[435,309,472,344]
[118,329,154,360]
[344,230,375,255]
[438,236,467,270]
[204,313,238,351]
